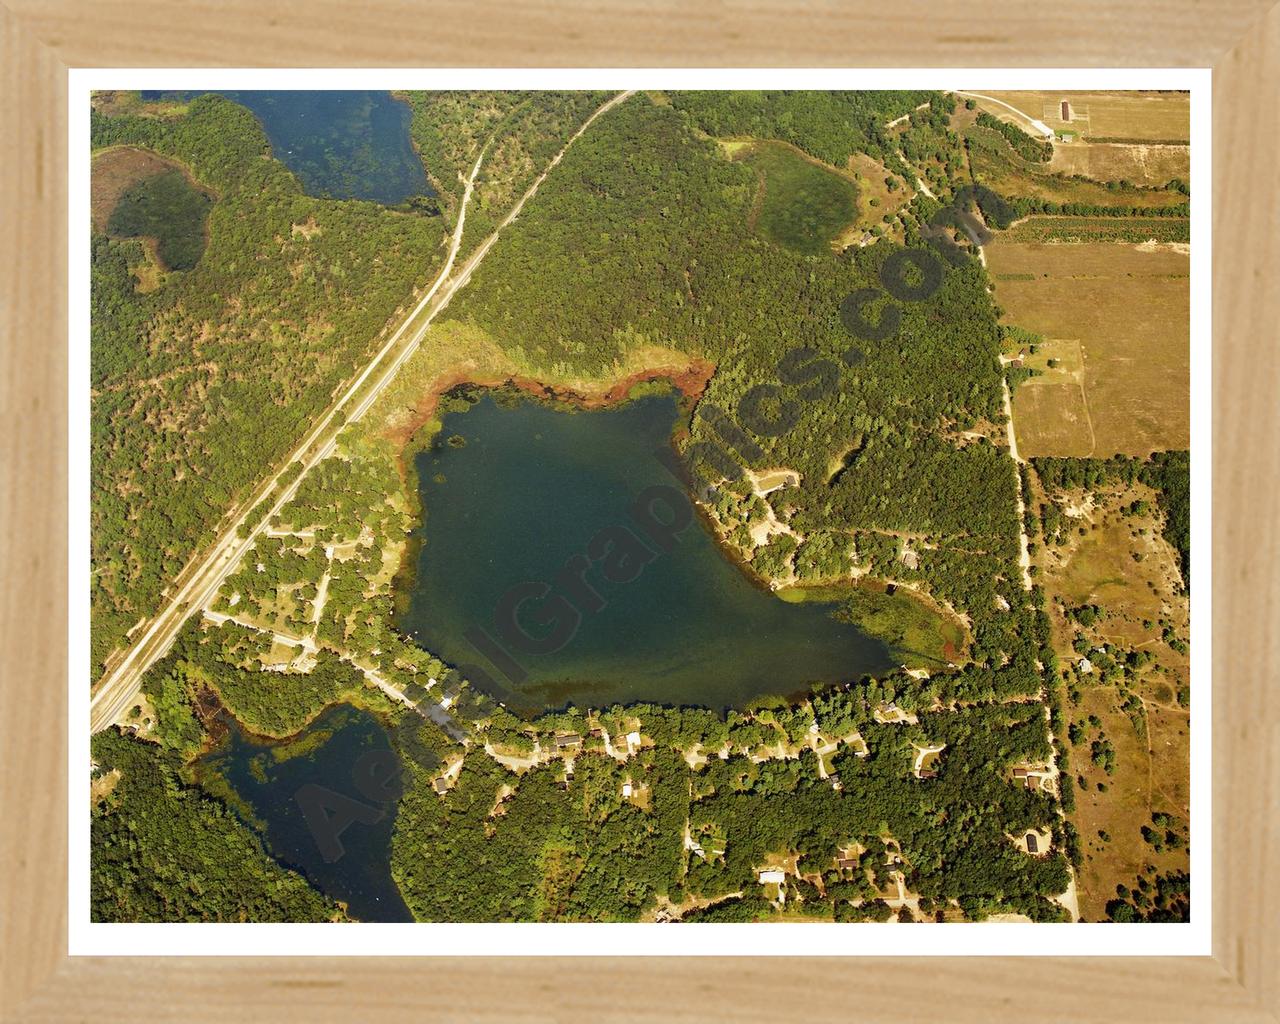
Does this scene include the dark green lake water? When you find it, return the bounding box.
[143,90,431,204]
[397,391,896,711]
[200,704,412,922]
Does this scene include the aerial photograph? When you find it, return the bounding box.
[87,87,1191,925]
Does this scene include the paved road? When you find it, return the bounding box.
[89,91,633,733]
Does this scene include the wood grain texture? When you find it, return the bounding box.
[3,0,1278,67]
[0,0,1276,1019]
[0,4,68,1021]
[1212,3,1280,1013]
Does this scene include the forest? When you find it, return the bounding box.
[667,90,933,167]
[397,90,611,252]
[90,94,447,675]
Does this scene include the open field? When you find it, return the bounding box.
[1049,142,1189,186]
[989,240,1189,457]
[731,140,858,255]
[91,146,186,231]
[106,169,214,271]
[1032,482,1190,919]
[978,91,1190,143]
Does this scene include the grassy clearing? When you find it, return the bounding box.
[844,152,912,241]
[988,240,1189,457]
[92,90,191,120]
[781,580,966,668]
[1033,485,1190,919]
[91,147,187,231]
[735,141,858,256]
[1049,142,1189,186]
[106,169,214,271]
[979,91,1190,143]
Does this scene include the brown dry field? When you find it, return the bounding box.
[988,240,1190,458]
[1033,484,1190,920]
[90,146,182,232]
[1049,142,1190,185]
[981,90,1190,141]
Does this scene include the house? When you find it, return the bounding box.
[555,733,582,750]
[758,869,786,885]
[837,857,860,871]
[1009,358,1024,369]
[625,730,642,750]
[918,769,938,780]
[900,547,919,571]
[1026,832,1040,854]
[1012,767,1029,778]
[1026,775,1039,790]
[432,777,450,795]
[622,781,633,798]
[1078,657,1094,675]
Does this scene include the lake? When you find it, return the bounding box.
[200,704,413,922]
[143,90,432,204]
[397,390,896,711]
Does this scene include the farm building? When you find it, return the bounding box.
[1061,100,1072,121]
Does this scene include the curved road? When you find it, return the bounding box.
[952,90,1055,140]
[89,90,634,733]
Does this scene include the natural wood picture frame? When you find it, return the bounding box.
[1,1,1276,1019]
